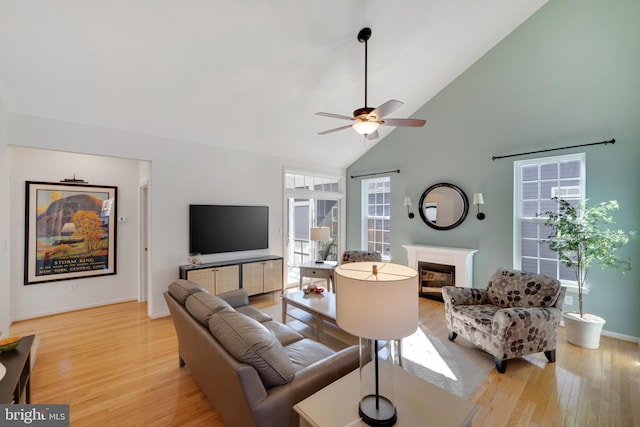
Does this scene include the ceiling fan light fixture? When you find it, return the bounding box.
[353,121,380,136]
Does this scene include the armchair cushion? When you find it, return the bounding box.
[486,268,561,308]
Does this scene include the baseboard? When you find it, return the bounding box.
[10,297,138,323]
[600,329,640,344]
[559,322,640,344]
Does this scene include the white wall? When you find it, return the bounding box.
[9,147,143,319]
[0,93,9,337]
[5,113,341,321]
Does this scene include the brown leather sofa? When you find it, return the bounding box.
[164,279,359,427]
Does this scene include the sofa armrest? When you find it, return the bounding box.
[442,286,489,306]
[217,288,250,308]
[249,345,360,427]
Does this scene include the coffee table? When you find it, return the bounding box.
[282,290,339,342]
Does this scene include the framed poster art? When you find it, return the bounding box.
[24,181,117,285]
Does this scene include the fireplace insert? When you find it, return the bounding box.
[418,261,455,301]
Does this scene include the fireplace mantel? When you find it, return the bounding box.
[402,244,478,288]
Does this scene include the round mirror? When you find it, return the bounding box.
[418,183,469,230]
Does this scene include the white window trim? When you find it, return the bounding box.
[361,176,391,260]
[513,153,586,288]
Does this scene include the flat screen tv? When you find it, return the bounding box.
[189,205,269,255]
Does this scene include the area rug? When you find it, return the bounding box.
[260,302,493,400]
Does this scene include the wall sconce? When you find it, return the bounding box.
[403,196,414,219]
[473,193,485,220]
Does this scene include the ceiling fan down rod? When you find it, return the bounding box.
[358,27,372,109]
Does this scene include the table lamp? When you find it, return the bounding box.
[335,261,418,426]
[310,226,331,263]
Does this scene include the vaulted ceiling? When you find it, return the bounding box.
[0,1,547,168]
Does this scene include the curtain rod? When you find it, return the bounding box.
[491,138,615,161]
[350,169,400,179]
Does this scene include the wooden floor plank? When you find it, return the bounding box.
[9,297,639,427]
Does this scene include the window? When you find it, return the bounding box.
[362,177,391,259]
[514,153,585,283]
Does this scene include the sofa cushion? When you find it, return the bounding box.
[236,305,272,323]
[208,308,295,388]
[261,320,304,346]
[185,292,233,325]
[284,339,335,371]
[486,268,560,308]
[168,279,205,305]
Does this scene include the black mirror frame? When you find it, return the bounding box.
[418,183,469,230]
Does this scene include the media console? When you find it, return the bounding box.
[179,255,283,296]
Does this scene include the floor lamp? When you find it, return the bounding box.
[335,261,418,426]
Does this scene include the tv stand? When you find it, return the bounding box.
[179,255,283,296]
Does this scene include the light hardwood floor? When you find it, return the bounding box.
[9,296,640,427]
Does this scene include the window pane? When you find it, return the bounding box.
[521,258,538,273]
[539,259,558,278]
[522,201,539,218]
[540,163,558,180]
[522,165,538,181]
[521,222,538,239]
[559,160,581,178]
[522,182,539,200]
[522,239,538,257]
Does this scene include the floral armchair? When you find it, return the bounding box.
[442,268,566,373]
[340,250,382,264]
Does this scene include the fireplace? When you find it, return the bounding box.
[419,261,455,301]
[402,244,478,299]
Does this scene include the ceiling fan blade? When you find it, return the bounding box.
[366,130,379,140]
[316,112,354,121]
[381,118,426,127]
[369,99,403,119]
[318,124,353,135]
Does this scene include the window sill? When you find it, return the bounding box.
[560,281,589,294]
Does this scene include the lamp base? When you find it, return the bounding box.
[314,259,325,264]
[359,395,397,426]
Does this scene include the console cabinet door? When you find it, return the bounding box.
[262,259,283,293]
[242,262,264,296]
[215,265,240,294]
[186,266,239,295]
[185,269,216,294]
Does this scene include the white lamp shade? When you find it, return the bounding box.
[310,226,330,242]
[335,262,418,340]
[473,193,484,205]
[403,196,412,207]
[353,121,380,136]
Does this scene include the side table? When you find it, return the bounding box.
[299,261,337,292]
[0,334,35,404]
[294,365,479,426]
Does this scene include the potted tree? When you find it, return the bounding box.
[544,197,635,349]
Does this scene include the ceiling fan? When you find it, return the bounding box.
[316,27,426,140]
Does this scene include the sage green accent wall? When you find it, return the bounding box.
[346,0,640,338]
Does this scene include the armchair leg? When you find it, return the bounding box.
[544,350,556,363]
[448,331,457,341]
[494,358,507,373]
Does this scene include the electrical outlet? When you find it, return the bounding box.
[68,283,77,292]
[564,295,573,305]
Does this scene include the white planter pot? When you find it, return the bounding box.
[562,311,606,349]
